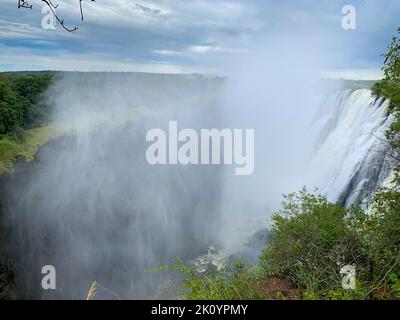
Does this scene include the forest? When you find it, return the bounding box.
[0,72,54,139]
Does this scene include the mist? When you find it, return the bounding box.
[0,72,226,299]
[0,31,392,300]
[216,32,330,255]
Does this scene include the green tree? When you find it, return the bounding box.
[259,189,370,298]
[0,72,53,137]
[0,81,22,135]
[373,27,400,165]
[372,27,400,111]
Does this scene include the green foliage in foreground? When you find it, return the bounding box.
[260,190,369,298]
[262,189,400,299]
[180,188,400,300]
[178,260,265,300]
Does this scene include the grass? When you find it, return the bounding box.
[0,106,149,175]
[0,124,60,175]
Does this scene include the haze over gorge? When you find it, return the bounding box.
[0,71,393,299]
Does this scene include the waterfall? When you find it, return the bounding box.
[308,88,394,206]
[0,75,395,299]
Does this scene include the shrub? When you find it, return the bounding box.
[178,260,265,300]
[259,187,400,299]
[259,188,370,297]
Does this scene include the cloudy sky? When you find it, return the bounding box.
[0,0,399,78]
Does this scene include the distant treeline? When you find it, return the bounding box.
[0,72,54,139]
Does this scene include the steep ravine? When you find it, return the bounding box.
[0,77,393,299]
[0,121,222,299]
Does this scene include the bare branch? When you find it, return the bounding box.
[42,0,77,32]
[80,0,96,21]
[17,0,32,9]
[47,0,59,9]
[17,0,96,32]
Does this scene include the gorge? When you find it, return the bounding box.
[0,72,393,299]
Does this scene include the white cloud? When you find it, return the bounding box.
[0,19,44,39]
[1,0,399,73]
[152,49,185,56]
[0,44,215,74]
[323,68,383,81]
[188,45,246,54]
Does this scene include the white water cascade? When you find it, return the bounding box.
[216,85,395,260]
[308,88,394,206]
[205,87,395,277]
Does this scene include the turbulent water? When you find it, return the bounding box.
[308,88,393,206]
[0,74,394,299]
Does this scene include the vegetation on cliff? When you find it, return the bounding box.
[0,72,149,175]
[0,72,57,175]
[0,72,54,135]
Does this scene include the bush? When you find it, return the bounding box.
[260,188,400,299]
[178,260,265,300]
[372,27,400,112]
[259,188,370,297]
